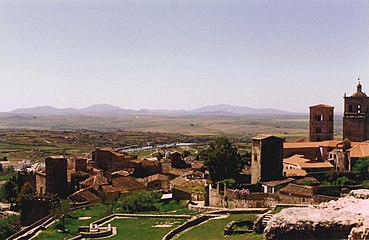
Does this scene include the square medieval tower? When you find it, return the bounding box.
[251,135,284,184]
[309,104,334,142]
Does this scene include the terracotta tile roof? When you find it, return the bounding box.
[279,183,314,197]
[295,177,320,185]
[80,174,109,190]
[168,169,192,177]
[111,176,146,192]
[349,143,369,158]
[146,174,169,182]
[101,185,129,194]
[309,104,334,108]
[173,185,191,193]
[68,188,101,203]
[252,135,283,141]
[191,161,204,170]
[284,140,361,150]
[170,175,207,188]
[283,169,308,177]
[283,154,334,170]
[284,140,338,149]
[261,178,295,187]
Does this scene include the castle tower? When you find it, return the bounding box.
[309,104,334,142]
[251,135,284,184]
[343,81,369,142]
[45,156,68,198]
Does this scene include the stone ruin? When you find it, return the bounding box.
[264,189,369,240]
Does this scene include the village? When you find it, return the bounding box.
[0,82,368,240]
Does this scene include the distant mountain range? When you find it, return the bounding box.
[9,104,300,116]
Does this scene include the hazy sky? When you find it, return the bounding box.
[0,0,368,113]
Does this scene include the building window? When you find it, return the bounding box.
[358,105,361,113]
[349,105,353,112]
[253,153,258,162]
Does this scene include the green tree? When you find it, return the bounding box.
[16,182,35,203]
[201,136,244,183]
[0,215,20,239]
[100,189,119,215]
[353,157,369,180]
[4,180,17,206]
[335,176,355,186]
[120,190,159,213]
[52,199,70,231]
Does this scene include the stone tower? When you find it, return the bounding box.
[343,82,369,142]
[251,135,284,184]
[45,156,68,198]
[309,104,334,142]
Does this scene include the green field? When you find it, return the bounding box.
[105,218,186,240]
[177,214,263,240]
[34,200,195,240]
[34,204,108,240]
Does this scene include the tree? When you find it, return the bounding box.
[201,136,244,183]
[16,182,35,203]
[353,157,369,180]
[100,188,119,215]
[52,199,70,231]
[4,180,17,206]
[120,190,159,213]
[0,215,20,239]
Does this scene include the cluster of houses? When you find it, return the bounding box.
[12,82,369,226]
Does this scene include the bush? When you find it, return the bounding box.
[362,180,369,189]
[120,190,160,213]
[0,215,20,239]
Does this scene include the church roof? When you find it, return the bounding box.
[351,91,367,97]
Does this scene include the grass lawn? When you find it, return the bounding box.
[34,200,195,240]
[271,206,291,214]
[177,214,263,240]
[34,204,108,240]
[106,217,186,240]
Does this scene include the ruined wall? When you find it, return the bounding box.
[36,172,46,195]
[209,188,279,208]
[21,196,53,226]
[18,171,36,191]
[251,140,261,184]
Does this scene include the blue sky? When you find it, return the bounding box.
[0,0,367,113]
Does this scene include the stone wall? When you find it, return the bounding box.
[209,187,279,209]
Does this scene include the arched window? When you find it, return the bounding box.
[315,114,323,121]
[358,105,361,113]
